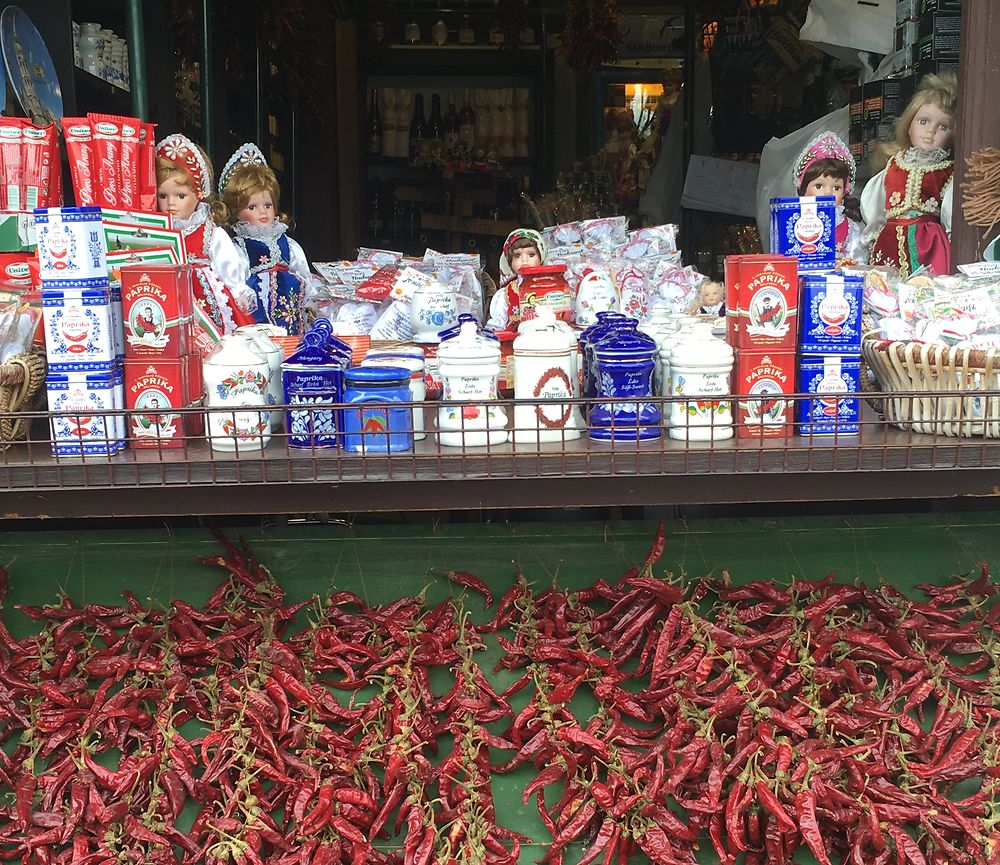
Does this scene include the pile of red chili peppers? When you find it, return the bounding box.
[0,524,998,865]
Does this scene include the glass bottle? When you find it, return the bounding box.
[428,94,444,160]
[409,94,427,162]
[459,90,476,153]
[367,89,383,155]
[368,177,383,241]
[443,95,459,158]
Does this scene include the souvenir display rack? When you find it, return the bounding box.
[1,389,999,518]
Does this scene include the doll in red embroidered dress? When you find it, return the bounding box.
[860,73,957,277]
[155,134,256,336]
[793,132,866,264]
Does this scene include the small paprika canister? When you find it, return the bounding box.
[342,366,414,454]
[516,264,572,324]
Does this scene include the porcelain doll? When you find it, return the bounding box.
[219,144,311,335]
[688,280,725,317]
[793,132,866,263]
[861,73,957,277]
[486,227,548,331]
[156,134,255,336]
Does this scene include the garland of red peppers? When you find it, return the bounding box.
[1,526,1000,865]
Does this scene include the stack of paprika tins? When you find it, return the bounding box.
[725,254,799,439]
[798,272,864,436]
[120,265,203,448]
[36,205,126,456]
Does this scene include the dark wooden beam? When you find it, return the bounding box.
[952,0,1000,265]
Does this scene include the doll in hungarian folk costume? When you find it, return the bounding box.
[861,73,957,277]
[793,132,866,264]
[219,144,311,335]
[486,228,548,332]
[155,134,256,337]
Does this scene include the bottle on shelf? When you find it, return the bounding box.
[368,177,384,241]
[443,95,459,159]
[410,93,427,163]
[367,89,383,155]
[428,94,444,161]
[458,13,475,45]
[459,90,476,155]
[488,0,504,45]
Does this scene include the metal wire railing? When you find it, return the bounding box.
[3,390,1000,495]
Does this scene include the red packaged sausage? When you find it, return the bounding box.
[118,117,141,209]
[61,117,95,206]
[0,119,27,211]
[88,113,122,207]
[138,122,158,212]
[37,123,60,207]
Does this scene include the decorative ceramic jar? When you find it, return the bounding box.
[667,324,734,441]
[588,327,660,442]
[650,314,698,422]
[204,332,271,452]
[512,308,582,444]
[362,354,426,440]
[437,321,508,448]
[410,278,459,343]
[342,367,414,453]
[281,324,348,449]
[517,264,572,325]
[237,324,284,429]
[574,271,618,328]
[579,311,627,402]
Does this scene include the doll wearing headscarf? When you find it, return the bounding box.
[155,134,255,336]
[792,131,866,263]
[219,144,311,335]
[486,228,548,332]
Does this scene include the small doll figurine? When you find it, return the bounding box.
[688,281,725,317]
[155,134,255,336]
[861,73,957,277]
[486,228,547,331]
[219,144,311,335]
[793,132,866,263]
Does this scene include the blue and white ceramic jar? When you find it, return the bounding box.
[579,311,628,402]
[588,326,660,442]
[342,366,414,453]
[281,324,348,449]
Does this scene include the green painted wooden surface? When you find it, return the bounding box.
[2,512,998,863]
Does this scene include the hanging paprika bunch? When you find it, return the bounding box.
[562,0,624,72]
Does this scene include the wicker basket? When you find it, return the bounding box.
[0,351,45,448]
[861,337,1000,437]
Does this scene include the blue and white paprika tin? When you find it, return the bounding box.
[46,369,125,457]
[799,274,863,356]
[770,196,837,272]
[34,206,108,288]
[797,355,861,435]
[42,288,115,373]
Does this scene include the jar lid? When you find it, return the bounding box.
[593,327,657,358]
[438,321,501,362]
[518,264,568,277]
[345,365,410,385]
[363,355,424,374]
[514,307,575,352]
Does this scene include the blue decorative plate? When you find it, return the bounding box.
[0,6,62,125]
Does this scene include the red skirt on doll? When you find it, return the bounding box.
[871,214,950,278]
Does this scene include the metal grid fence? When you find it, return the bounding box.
[3,390,1000,495]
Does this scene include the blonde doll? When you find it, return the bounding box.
[219,143,311,335]
[155,134,255,336]
[860,73,957,277]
